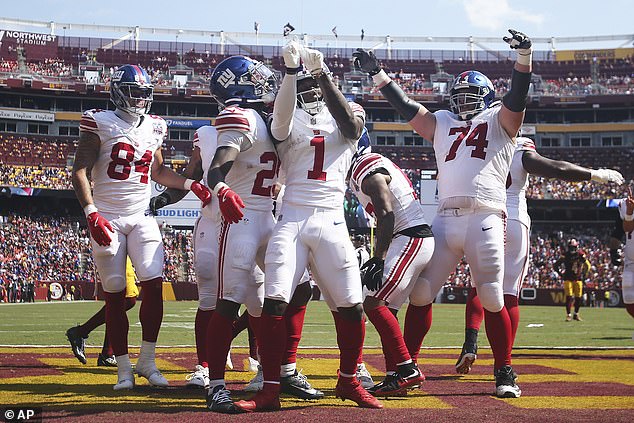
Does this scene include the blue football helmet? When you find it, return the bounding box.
[110,64,153,116]
[210,56,278,107]
[449,70,495,121]
[356,127,372,156]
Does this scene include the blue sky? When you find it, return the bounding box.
[1,0,632,49]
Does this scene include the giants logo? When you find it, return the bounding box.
[217,68,236,88]
[111,70,125,81]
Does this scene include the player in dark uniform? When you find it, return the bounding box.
[553,239,591,321]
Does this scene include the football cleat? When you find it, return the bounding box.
[335,376,383,409]
[97,353,117,367]
[113,369,135,391]
[367,374,407,397]
[355,362,375,389]
[244,365,263,392]
[455,342,478,374]
[565,314,572,322]
[135,360,169,387]
[234,385,281,412]
[65,326,87,365]
[207,385,244,414]
[495,365,521,398]
[186,365,209,389]
[573,313,583,321]
[280,370,324,400]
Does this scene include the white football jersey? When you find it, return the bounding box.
[193,126,219,221]
[79,109,166,215]
[506,137,537,226]
[349,152,428,233]
[276,103,366,209]
[433,105,516,211]
[618,199,634,261]
[214,106,278,212]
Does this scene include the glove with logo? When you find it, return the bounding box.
[360,257,385,291]
[590,169,625,184]
[190,181,212,207]
[87,212,114,246]
[215,182,245,223]
[352,48,381,76]
[149,192,171,216]
[301,47,325,77]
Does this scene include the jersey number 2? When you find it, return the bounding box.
[444,122,489,162]
[252,152,280,197]
[107,142,152,183]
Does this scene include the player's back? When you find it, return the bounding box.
[80,109,166,216]
[433,105,515,211]
[349,153,428,233]
[276,104,363,209]
[193,125,219,220]
[214,106,277,212]
[506,137,536,225]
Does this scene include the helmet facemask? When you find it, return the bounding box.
[296,72,325,115]
[111,82,153,116]
[450,85,490,121]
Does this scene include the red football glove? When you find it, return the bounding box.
[87,212,114,246]
[190,181,212,207]
[216,184,245,223]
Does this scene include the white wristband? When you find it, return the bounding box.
[625,214,634,222]
[372,69,391,87]
[183,178,195,190]
[212,182,229,196]
[516,49,532,66]
[84,204,98,217]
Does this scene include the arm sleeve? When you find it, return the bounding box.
[270,74,297,141]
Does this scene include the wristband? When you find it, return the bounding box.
[625,214,634,222]
[516,49,532,66]
[372,69,391,87]
[212,182,229,196]
[183,179,195,190]
[84,204,98,217]
[285,66,302,75]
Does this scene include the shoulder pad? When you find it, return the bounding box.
[214,106,253,133]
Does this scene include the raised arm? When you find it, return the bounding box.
[270,41,301,141]
[353,48,436,142]
[623,188,634,234]
[302,47,364,140]
[499,29,533,138]
[522,150,624,183]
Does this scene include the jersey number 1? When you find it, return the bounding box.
[307,136,327,181]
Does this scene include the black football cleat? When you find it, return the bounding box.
[206,385,245,414]
[281,370,324,400]
[66,326,87,365]
[495,365,521,398]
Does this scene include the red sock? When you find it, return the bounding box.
[247,314,259,359]
[258,312,286,382]
[626,303,634,319]
[466,287,484,331]
[103,297,135,356]
[381,335,397,373]
[484,307,513,370]
[232,311,249,339]
[504,294,520,345]
[403,304,432,363]
[283,304,306,365]
[332,311,365,376]
[366,305,411,365]
[79,305,106,338]
[357,315,367,366]
[206,312,233,380]
[104,290,128,356]
[139,278,163,342]
[195,309,214,366]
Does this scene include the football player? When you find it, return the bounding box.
[66,257,138,367]
[354,29,534,398]
[456,137,623,374]
[72,64,212,390]
[455,137,624,374]
[234,41,383,412]
[618,188,634,332]
[348,144,434,396]
[554,239,592,321]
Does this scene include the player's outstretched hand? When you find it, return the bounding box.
[590,169,625,184]
[87,212,114,246]
[503,29,532,51]
[216,184,245,223]
[301,47,325,76]
[149,193,171,216]
[352,48,381,76]
[191,181,212,207]
[360,257,385,291]
[283,40,302,69]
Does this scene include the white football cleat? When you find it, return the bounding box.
[243,365,263,392]
[225,349,234,371]
[185,365,209,389]
[136,360,169,387]
[113,369,135,391]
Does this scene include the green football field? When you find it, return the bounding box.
[0,300,632,348]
